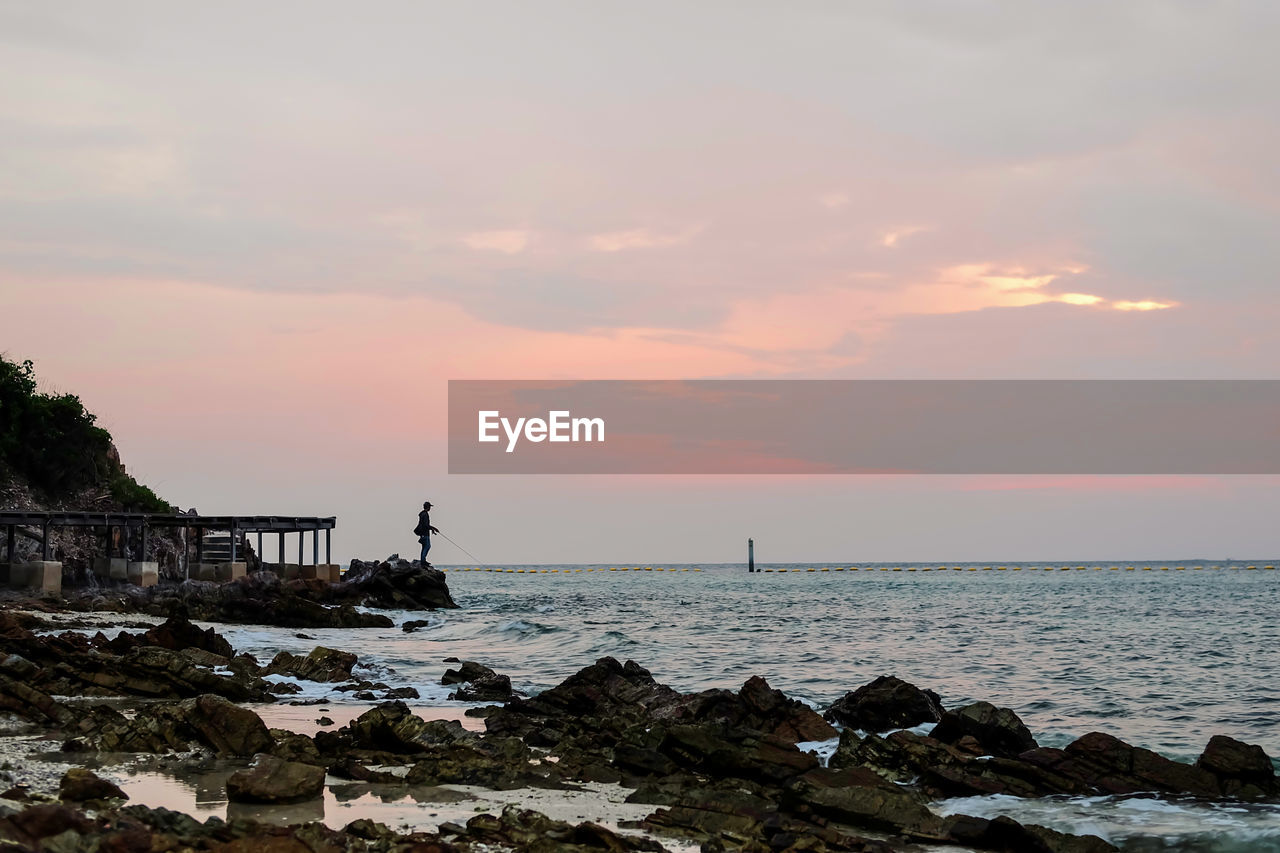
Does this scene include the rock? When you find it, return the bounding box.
[225,753,326,803]
[109,573,396,628]
[784,767,949,840]
[0,671,76,726]
[179,694,274,756]
[946,813,1117,853]
[402,619,430,633]
[1197,735,1278,797]
[831,728,966,782]
[316,716,334,726]
[315,701,465,756]
[931,701,1037,758]
[333,559,458,610]
[1064,731,1221,798]
[107,613,234,658]
[89,694,273,756]
[59,768,127,802]
[443,661,514,702]
[824,675,944,732]
[486,657,833,751]
[727,676,837,743]
[265,647,358,683]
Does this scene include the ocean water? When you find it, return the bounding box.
[209,561,1280,850]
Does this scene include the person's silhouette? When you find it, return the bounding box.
[414,501,440,566]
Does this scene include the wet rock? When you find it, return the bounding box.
[90,694,273,756]
[1197,735,1279,797]
[464,804,663,851]
[107,612,235,658]
[268,731,322,767]
[784,767,949,840]
[1064,731,1221,798]
[659,723,820,786]
[103,573,396,628]
[225,753,326,803]
[0,670,76,726]
[265,646,358,682]
[945,813,1117,853]
[403,619,430,633]
[315,701,473,757]
[331,559,458,610]
[824,675,944,732]
[59,768,128,802]
[931,701,1037,758]
[831,728,966,782]
[444,661,514,702]
[689,676,837,743]
[0,803,95,848]
[487,657,832,751]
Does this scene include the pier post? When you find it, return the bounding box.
[325,529,331,565]
[313,529,319,565]
[229,518,238,562]
[5,525,13,563]
[257,531,263,565]
[195,528,204,564]
[41,519,50,561]
[748,538,754,573]
[278,531,286,573]
[297,531,303,566]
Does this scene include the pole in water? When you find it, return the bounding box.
[748,538,755,573]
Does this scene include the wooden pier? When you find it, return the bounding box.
[0,511,338,591]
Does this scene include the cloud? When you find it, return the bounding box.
[461,230,531,254]
[589,225,701,252]
[1112,299,1177,311]
[879,226,928,248]
[819,191,850,209]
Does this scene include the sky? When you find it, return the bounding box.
[3,1,1279,564]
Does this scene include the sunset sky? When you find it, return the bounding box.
[4,2,1279,563]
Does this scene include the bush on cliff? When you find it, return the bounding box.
[0,354,171,511]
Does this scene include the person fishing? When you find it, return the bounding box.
[414,501,440,565]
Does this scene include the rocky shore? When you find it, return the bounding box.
[1,574,1277,852]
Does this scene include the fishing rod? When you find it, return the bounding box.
[437,530,486,566]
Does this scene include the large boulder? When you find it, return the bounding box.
[1063,731,1221,798]
[333,559,458,610]
[265,647,358,683]
[443,661,514,702]
[88,694,272,756]
[824,675,944,732]
[1197,735,1278,797]
[109,573,395,628]
[486,658,832,749]
[226,753,326,803]
[107,613,234,658]
[59,768,127,802]
[930,701,1037,758]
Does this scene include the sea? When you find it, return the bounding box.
[107,561,1280,850]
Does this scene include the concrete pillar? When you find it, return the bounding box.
[299,564,320,580]
[22,562,61,596]
[281,563,301,580]
[195,563,219,582]
[94,557,129,581]
[321,564,342,583]
[7,563,30,589]
[127,561,159,587]
[216,562,246,582]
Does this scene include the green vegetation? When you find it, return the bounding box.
[0,355,172,512]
